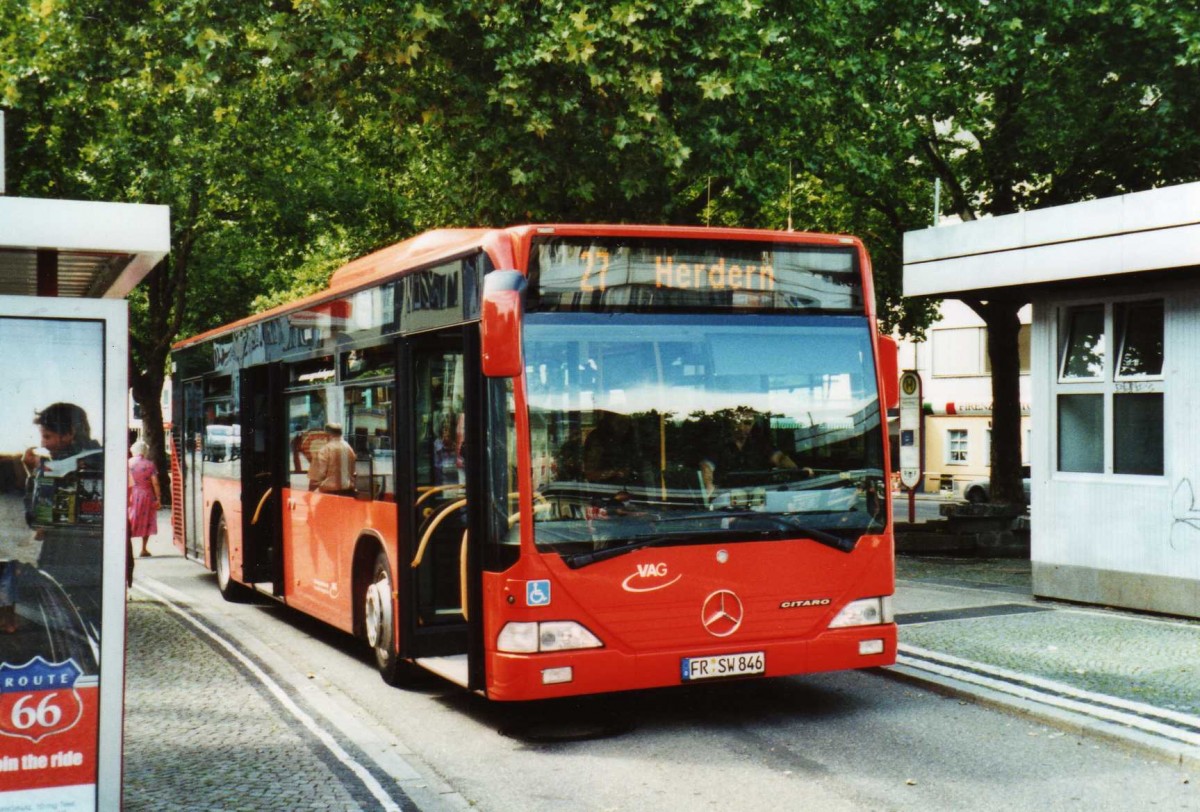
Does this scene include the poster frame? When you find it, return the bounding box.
[0,294,128,811]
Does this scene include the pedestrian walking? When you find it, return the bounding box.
[128,441,160,557]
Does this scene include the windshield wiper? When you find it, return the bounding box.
[561,513,857,568]
[646,510,856,553]
[714,511,857,553]
[561,529,748,569]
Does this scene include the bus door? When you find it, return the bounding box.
[240,363,285,593]
[181,378,205,560]
[401,332,484,685]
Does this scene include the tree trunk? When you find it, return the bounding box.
[131,361,170,507]
[128,190,199,509]
[966,299,1026,506]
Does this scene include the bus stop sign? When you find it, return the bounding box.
[898,371,923,490]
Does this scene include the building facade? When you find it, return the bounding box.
[897,299,1032,496]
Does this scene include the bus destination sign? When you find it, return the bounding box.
[574,248,779,295]
[531,237,860,312]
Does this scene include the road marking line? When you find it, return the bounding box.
[133,581,404,812]
[898,644,1200,748]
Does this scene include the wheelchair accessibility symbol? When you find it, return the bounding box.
[526,580,551,607]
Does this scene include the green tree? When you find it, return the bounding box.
[250,0,943,332]
[1,0,396,495]
[827,0,1200,504]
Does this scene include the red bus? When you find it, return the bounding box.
[171,225,899,700]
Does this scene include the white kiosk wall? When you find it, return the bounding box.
[0,296,128,812]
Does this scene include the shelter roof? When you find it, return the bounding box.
[903,182,1200,299]
[0,195,170,298]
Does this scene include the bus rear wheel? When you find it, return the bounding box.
[215,514,249,602]
[365,550,411,685]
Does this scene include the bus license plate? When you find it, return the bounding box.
[681,651,765,681]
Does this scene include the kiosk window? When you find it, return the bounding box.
[1054,301,1163,477]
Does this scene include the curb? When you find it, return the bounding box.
[879,656,1200,772]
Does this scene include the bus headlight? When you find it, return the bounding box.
[497,621,603,653]
[828,596,894,628]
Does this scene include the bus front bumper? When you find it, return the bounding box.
[485,624,897,701]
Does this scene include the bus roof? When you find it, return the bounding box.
[174,227,497,350]
[173,224,863,350]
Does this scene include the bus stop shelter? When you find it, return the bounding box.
[0,187,168,810]
[903,181,1200,619]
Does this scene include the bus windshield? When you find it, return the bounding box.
[524,313,887,565]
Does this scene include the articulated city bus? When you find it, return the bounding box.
[171,225,899,700]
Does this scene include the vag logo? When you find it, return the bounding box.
[622,562,681,593]
[780,598,831,609]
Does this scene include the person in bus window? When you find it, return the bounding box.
[455,412,466,484]
[308,423,357,495]
[290,427,307,472]
[555,426,585,483]
[583,411,649,488]
[432,418,459,485]
[700,409,795,493]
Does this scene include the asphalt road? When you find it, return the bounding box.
[125,552,1199,812]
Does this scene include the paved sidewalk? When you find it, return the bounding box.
[122,514,434,812]
[123,598,382,811]
[892,555,1200,765]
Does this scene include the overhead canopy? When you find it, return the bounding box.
[0,195,170,298]
[903,182,1200,299]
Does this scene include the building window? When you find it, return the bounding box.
[1054,300,1164,476]
[1113,393,1164,475]
[947,429,968,464]
[1060,306,1105,380]
[932,327,985,376]
[983,324,1033,375]
[934,322,1032,377]
[1057,394,1103,473]
[1115,301,1164,378]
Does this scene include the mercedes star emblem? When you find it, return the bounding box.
[701,590,744,637]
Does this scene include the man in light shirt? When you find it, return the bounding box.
[308,423,357,495]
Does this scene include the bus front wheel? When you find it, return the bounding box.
[365,551,411,685]
[215,513,249,602]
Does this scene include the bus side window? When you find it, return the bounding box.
[344,383,394,501]
[286,390,331,492]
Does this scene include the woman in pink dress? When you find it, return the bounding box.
[128,441,161,557]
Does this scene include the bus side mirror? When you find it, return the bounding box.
[877,334,899,409]
[480,270,527,378]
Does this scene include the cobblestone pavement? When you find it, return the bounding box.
[122,597,388,811]
[895,553,1200,743]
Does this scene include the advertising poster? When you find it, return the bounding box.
[0,301,124,812]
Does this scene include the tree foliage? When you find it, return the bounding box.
[3,0,1199,506]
